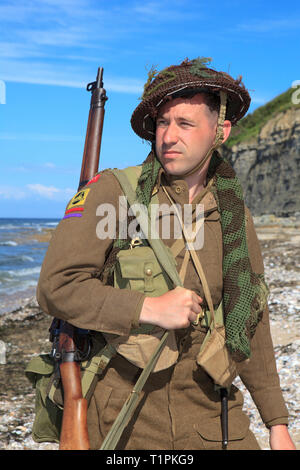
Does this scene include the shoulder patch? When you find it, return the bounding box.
[87,173,101,185]
[63,188,90,220]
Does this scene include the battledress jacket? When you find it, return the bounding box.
[37,167,289,450]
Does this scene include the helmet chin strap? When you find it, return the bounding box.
[178,91,227,178]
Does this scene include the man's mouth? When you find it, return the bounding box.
[163,150,181,158]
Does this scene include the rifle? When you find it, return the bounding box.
[50,67,108,450]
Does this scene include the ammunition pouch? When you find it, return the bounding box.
[25,333,116,443]
[196,301,238,388]
[103,244,179,372]
[25,354,62,443]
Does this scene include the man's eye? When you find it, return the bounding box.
[156,119,167,127]
[180,121,193,127]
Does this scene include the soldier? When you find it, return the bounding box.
[37,58,296,450]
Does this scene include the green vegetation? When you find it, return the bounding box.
[225,87,300,148]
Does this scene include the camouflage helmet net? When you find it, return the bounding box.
[131,57,251,141]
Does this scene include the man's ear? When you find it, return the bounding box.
[222,120,232,143]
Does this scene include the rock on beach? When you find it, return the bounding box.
[0,220,299,450]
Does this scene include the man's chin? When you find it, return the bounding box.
[158,155,193,176]
[162,162,188,176]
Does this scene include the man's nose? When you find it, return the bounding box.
[162,122,178,145]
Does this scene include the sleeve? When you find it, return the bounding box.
[36,171,145,335]
[236,207,289,428]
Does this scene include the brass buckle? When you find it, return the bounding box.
[130,237,143,249]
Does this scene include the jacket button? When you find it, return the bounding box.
[145,268,153,276]
[175,186,182,194]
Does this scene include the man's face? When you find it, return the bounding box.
[155,94,218,176]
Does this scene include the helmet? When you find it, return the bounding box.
[131,57,251,141]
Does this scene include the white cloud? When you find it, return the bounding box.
[236,18,300,33]
[7,162,78,176]
[0,183,74,201]
[27,184,74,200]
[44,162,56,168]
[0,186,27,200]
[27,184,60,198]
[0,42,43,59]
[0,131,83,141]
[0,0,98,25]
[0,0,194,93]
[133,0,196,22]
[0,59,143,93]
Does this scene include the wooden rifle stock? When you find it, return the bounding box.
[59,322,90,450]
[57,68,108,450]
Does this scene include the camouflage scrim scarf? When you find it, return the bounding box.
[102,150,269,361]
[208,152,269,361]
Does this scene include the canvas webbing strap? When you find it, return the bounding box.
[112,168,183,288]
[162,185,216,328]
[81,343,117,398]
[100,169,184,450]
[169,236,185,258]
[47,342,117,408]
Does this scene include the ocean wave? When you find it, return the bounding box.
[0,224,20,230]
[0,265,40,297]
[0,240,18,246]
[7,266,41,277]
[0,267,41,282]
[0,220,58,230]
[0,279,38,296]
[20,255,34,262]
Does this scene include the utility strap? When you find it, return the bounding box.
[100,169,184,450]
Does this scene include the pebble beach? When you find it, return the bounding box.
[0,218,299,451]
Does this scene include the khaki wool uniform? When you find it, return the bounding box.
[37,167,289,450]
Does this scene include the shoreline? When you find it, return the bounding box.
[0,287,38,317]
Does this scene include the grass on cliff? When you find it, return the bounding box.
[225,87,300,148]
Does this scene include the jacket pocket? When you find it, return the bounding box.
[114,245,173,296]
[194,409,250,449]
[87,382,113,448]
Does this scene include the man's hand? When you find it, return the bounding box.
[139,286,203,330]
[269,425,296,450]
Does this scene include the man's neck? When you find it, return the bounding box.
[184,163,210,203]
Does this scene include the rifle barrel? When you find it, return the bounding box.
[79,67,108,190]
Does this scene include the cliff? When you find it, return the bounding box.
[222,88,300,216]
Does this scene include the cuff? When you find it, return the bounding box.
[265,418,289,429]
[131,294,146,329]
[250,387,289,427]
[97,288,146,336]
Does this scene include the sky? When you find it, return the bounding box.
[0,0,299,218]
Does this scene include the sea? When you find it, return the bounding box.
[0,218,59,315]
